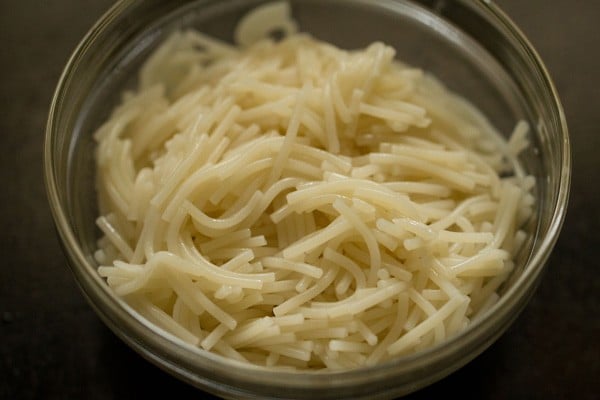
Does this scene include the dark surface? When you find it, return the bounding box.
[0,0,598,399]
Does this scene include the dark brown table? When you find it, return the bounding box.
[1,1,598,398]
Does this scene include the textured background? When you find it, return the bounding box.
[0,1,598,399]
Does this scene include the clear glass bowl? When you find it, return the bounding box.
[44,0,570,398]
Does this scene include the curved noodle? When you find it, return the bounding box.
[94,22,533,369]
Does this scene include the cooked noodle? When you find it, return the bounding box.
[94,3,533,369]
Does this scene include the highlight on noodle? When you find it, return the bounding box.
[93,2,534,370]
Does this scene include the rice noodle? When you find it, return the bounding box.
[94,3,534,370]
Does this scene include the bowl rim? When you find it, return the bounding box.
[44,0,571,394]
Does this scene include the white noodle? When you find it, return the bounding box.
[94,5,534,370]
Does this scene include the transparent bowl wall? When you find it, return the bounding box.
[45,0,570,399]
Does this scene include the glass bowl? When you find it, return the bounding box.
[44,0,570,398]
